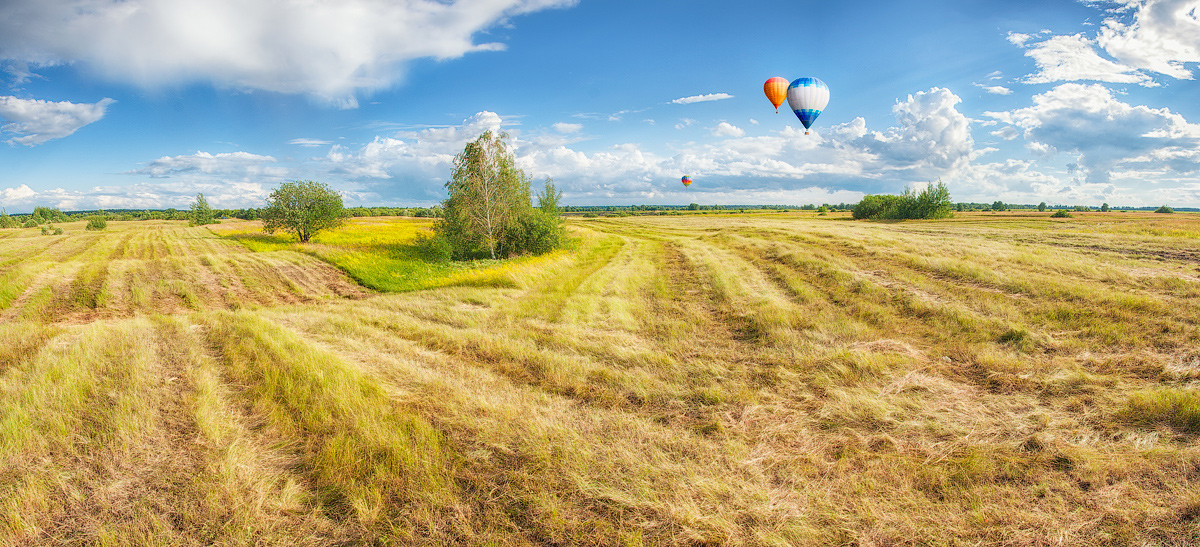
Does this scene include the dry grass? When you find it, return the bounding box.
[2,211,1200,545]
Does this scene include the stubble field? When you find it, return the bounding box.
[1,211,1199,546]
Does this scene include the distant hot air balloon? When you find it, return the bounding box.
[786,77,829,135]
[763,77,788,113]
[681,175,693,187]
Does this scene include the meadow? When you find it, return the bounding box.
[1,211,1198,545]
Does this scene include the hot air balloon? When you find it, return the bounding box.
[681,176,693,187]
[786,77,829,135]
[763,77,788,113]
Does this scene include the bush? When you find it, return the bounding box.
[0,210,17,229]
[1155,205,1174,214]
[85,217,108,231]
[505,210,563,256]
[23,219,38,228]
[853,181,953,220]
[1050,210,1072,218]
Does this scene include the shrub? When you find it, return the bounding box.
[23,219,38,228]
[853,181,953,220]
[0,210,17,229]
[1050,210,1072,218]
[85,217,108,231]
[1155,205,1174,214]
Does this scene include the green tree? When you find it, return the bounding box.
[1100,202,1110,212]
[991,200,1006,212]
[688,203,700,211]
[0,209,17,229]
[438,131,530,259]
[189,193,217,226]
[261,180,345,242]
[1038,202,1047,212]
[1155,205,1174,214]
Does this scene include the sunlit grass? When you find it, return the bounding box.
[213,217,568,292]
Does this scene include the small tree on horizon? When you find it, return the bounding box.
[189,193,217,226]
[1155,205,1174,214]
[261,180,345,242]
[1038,202,1047,212]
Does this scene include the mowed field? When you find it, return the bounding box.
[2,212,1199,546]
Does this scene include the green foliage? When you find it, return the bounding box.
[31,206,69,224]
[261,180,346,243]
[853,194,904,219]
[436,132,565,259]
[1155,205,1174,214]
[1050,210,1072,218]
[853,181,953,220]
[1038,202,1047,212]
[189,193,217,226]
[0,210,17,229]
[85,217,108,231]
[991,200,1006,212]
[1100,203,1110,212]
[1073,205,1092,212]
[22,219,38,228]
[688,203,700,211]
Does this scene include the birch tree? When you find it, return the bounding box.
[440,131,530,259]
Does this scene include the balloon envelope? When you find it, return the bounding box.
[786,77,829,134]
[681,176,692,187]
[763,77,788,113]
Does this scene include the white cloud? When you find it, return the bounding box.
[0,95,115,145]
[1019,34,1154,85]
[985,83,1200,183]
[7,181,273,211]
[0,0,577,106]
[552,122,582,134]
[1096,0,1200,80]
[711,122,744,138]
[671,93,734,105]
[289,138,331,147]
[1009,1,1199,86]
[675,118,696,130]
[127,151,287,179]
[2,184,37,204]
[975,83,1013,95]
[851,88,974,171]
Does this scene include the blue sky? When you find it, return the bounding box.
[2,0,1199,212]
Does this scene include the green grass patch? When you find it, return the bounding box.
[218,218,556,292]
[1121,388,1200,433]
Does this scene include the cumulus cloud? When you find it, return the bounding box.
[985,83,1200,183]
[1010,1,1199,86]
[0,0,576,106]
[711,122,744,137]
[671,93,734,105]
[0,95,115,145]
[1096,0,1200,79]
[1018,34,1154,85]
[850,88,974,171]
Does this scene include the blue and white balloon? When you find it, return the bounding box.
[786,77,829,135]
